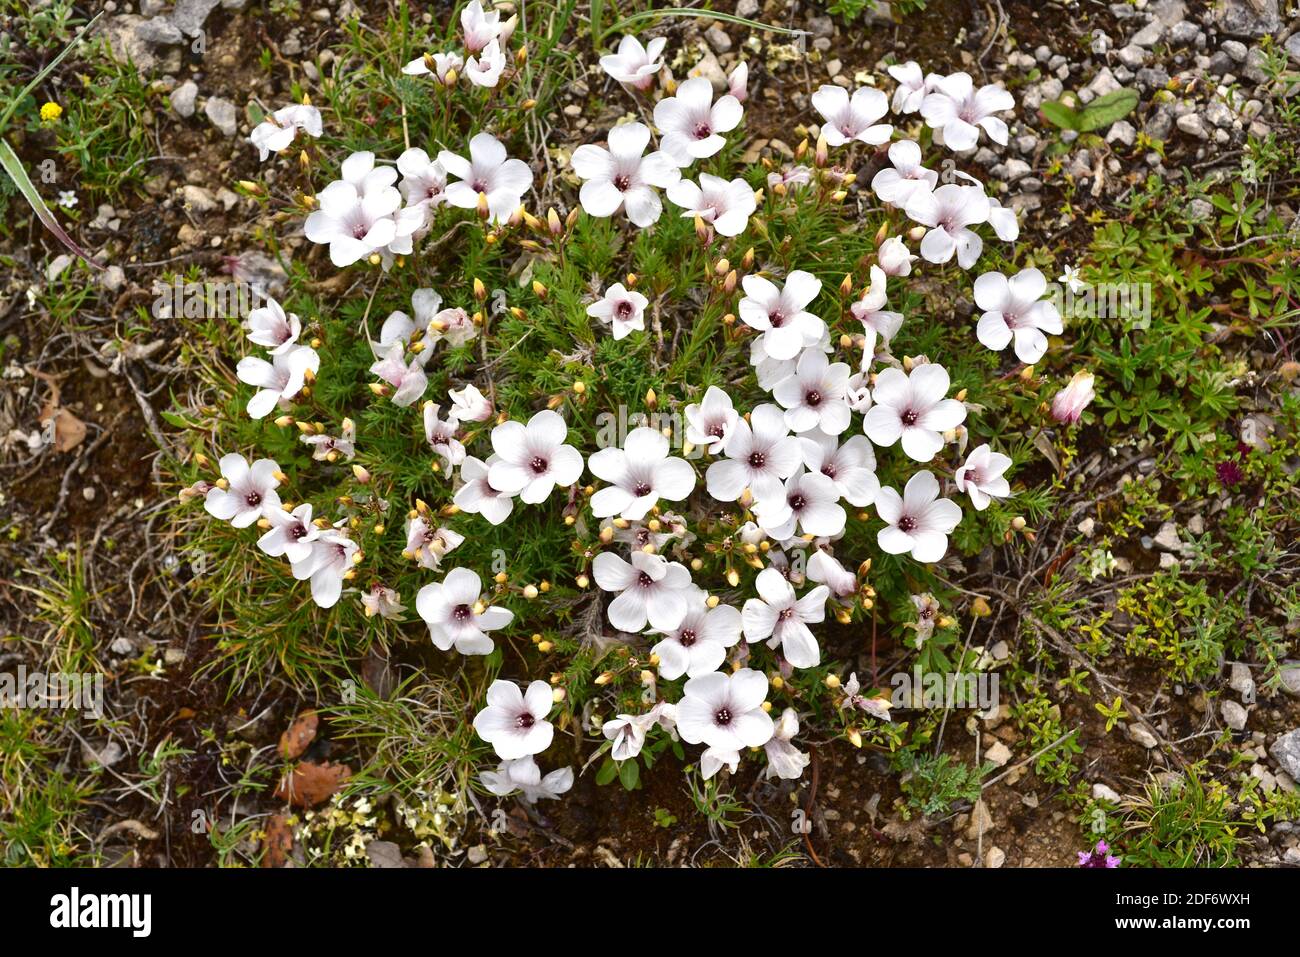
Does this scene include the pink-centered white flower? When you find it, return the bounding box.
[973,267,1062,365]
[677,669,774,752]
[236,344,319,419]
[291,529,358,608]
[448,383,493,424]
[423,402,467,471]
[204,454,281,528]
[417,567,513,655]
[728,61,748,102]
[754,467,846,541]
[954,443,1012,511]
[361,584,406,620]
[742,567,830,669]
[772,348,853,436]
[666,173,755,237]
[246,297,302,355]
[248,103,322,161]
[257,502,318,564]
[488,409,584,503]
[396,147,448,217]
[905,182,989,269]
[811,84,892,147]
[920,72,1014,151]
[649,592,743,680]
[438,132,533,225]
[304,170,401,267]
[1052,371,1096,425]
[705,403,802,503]
[871,140,938,207]
[863,363,967,462]
[466,38,506,87]
[601,703,676,761]
[481,756,573,803]
[764,707,810,780]
[807,550,857,600]
[572,122,679,227]
[738,270,824,361]
[402,51,462,82]
[800,432,879,507]
[888,61,935,114]
[370,343,428,407]
[588,426,696,521]
[586,282,648,340]
[593,550,693,632]
[453,455,515,525]
[473,679,555,760]
[653,76,743,165]
[599,34,666,91]
[875,470,963,563]
[461,0,505,53]
[878,235,917,277]
[375,288,442,351]
[850,265,905,358]
[684,385,739,454]
[403,516,464,571]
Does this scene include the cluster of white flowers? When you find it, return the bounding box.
[198,26,1055,799]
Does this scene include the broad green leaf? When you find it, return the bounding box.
[1040,99,1081,131]
[1078,88,1140,132]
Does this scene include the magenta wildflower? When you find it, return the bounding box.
[1076,839,1121,868]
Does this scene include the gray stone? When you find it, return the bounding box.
[1153,522,1181,551]
[181,185,218,212]
[1287,33,1300,65]
[985,741,1013,767]
[704,26,732,54]
[1129,724,1159,749]
[1270,729,1300,780]
[137,15,184,44]
[1222,40,1248,62]
[1137,66,1170,90]
[1117,44,1149,69]
[1205,99,1234,128]
[169,80,198,118]
[1149,0,1186,25]
[807,15,834,38]
[1187,198,1213,221]
[172,0,223,37]
[1176,112,1207,138]
[204,96,238,136]
[1215,0,1281,39]
[1106,119,1137,146]
[1085,67,1122,98]
[1130,20,1164,47]
[736,0,760,17]
[1228,662,1255,701]
[1279,663,1300,697]
[1168,21,1199,47]
[1092,782,1122,802]
[1221,700,1248,731]
[1241,47,1270,84]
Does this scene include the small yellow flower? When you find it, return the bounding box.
[40,101,63,122]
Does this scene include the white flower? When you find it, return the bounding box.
[481,756,574,803]
[466,38,506,87]
[439,132,533,225]
[767,165,813,192]
[974,268,1063,364]
[742,567,829,669]
[370,343,428,407]
[57,190,77,208]
[461,0,504,53]
[403,516,464,570]
[361,584,406,620]
[301,417,355,462]
[1052,371,1096,425]
[677,669,774,752]
[905,183,989,268]
[396,147,448,214]
[754,467,846,541]
[428,306,478,347]
[863,363,967,462]
[649,592,743,680]
[705,403,802,503]
[473,679,555,760]
[488,409,584,503]
[986,193,1020,242]
[375,288,442,351]
[291,529,358,608]
[666,173,755,237]
[811,84,892,147]
[588,426,696,521]
[448,383,493,423]
[257,502,318,564]
[800,432,879,506]
[878,235,917,277]
[236,344,319,419]
[738,270,824,361]
[888,61,934,114]
[871,140,938,207]
[248,103,322,161]
[684,385,739,454]
[920,72,1014,151]
[764,708,810,780]
[586,282,648,340]
[772,348,852,436]
[1058,263,1085,294]
[417,567,513,655]
[204,454,281,528]
[954,443,1012,511]
[601,703,675,761]
[304,156,401,266]
[246,297,302,355]
[875,470,963,563]
[572,122,680,227]
[850,265,905,359]
[599,34,666,91]
[700,746,740,780]
[592,550,694,632]
[653,76,743,165]
[807,550,857,599]
[453,455,515,525]
[402,51,462,81]
[423,403,467,471]
[728,61,748,102]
